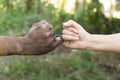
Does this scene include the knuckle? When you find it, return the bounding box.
[41,20,47,24]
[62,29,68,34]
[71,32,74,36]
[47,24,53,30]
[45,31,53,38]
[44,33,49,37]
[62,30,65,34]
[62,35,66,39]
[41,25,47,30]
[35,26,41,30]
[69,20,73,23]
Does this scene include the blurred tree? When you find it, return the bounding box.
[0,0,120,35]
[26,0,33,12]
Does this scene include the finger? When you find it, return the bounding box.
[52,36,63,47]
[62,29,79,37]
[63,20,84,30]
[62,35,79,41]
[45,30,54,37]
[32,20,48,28]
[63,28,79,35]
[55,37,61,41]
[55,34,64,42]
[46,24,53,30]
[63,20,79,29]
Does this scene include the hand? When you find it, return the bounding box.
[21,20,62,55]
[56,20,91,50]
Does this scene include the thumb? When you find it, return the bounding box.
[55,34,64,42]
[55,36,61,41]
[52,35,64,47]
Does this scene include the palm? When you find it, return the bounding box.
[63,40,86,49]
[63,41,77,48]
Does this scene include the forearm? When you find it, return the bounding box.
[0,36,24,55]
[87,33,120,53]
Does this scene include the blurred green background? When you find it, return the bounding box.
[0,0,120,80]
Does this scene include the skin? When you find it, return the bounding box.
[56,20,120,53]
[0,20,62,56]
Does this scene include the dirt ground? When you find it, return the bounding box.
[0,47,120,80]
[93,52,120,80]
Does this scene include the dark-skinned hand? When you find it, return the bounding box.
[21,20,63,55]
[0,20,62,56]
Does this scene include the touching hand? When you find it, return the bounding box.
[22,20,63,55]
[56,20,91,50]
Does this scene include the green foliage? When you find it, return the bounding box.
[116,1,120,10]
[74,0,120,34]
[0,0,56,35]
[0,0,120,35]
[0,51,105,80]
[0,0,120,80]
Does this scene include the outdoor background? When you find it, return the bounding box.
[0,0,120,80]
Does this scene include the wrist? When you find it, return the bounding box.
[14,37,25,55]
[85,34,94,50]
[85,34,105,51]
[85,34,96,50]
[18,36,34,55]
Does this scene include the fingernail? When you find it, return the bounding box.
[75,37,79,40]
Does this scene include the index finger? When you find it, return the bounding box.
[63,20,84,31]
[63,20,79,29]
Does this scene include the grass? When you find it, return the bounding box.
[0,51,106,80]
